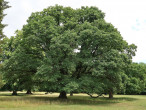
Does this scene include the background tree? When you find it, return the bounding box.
[0,0,10,88]
[1,30,42,95]
[1,31,22,95]
[125,63,146,94]
[0,0,10,38]
[0,0,10,56]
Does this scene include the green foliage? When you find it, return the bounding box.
[75,18,136,97]
[0,0,10,57]
[0,0,10,39]
[2,30,43,92]
[1,31,23,91]
[125,63,146,94]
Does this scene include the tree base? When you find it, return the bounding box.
[109,92,113,99]
[70,92,73,96]
[45,92,48,94]
[58,91,67,99]
[26,90,32,94]
[12,91,17,95]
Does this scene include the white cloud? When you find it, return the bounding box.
[3,0,146,63]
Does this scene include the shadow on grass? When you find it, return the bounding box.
[0,93,138,106]
[26,96,139,106]
[0,92,29,96]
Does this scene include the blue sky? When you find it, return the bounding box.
[3,0,146,63]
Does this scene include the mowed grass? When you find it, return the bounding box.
[0,92,145,110]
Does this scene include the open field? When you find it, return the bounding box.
[0,92,145,110]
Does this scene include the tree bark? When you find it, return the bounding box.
[109,91,113,99]
[58,91,67,99]
[70,92,73,96]
[12,90,17,95]
[26,89,32,94]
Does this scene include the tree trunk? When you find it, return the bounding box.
[58,91,67,99]
[12,90,17,95]
[45,92,48,94]
[109,91,113,99]
[70,92,73,96]
[26,89,32,94]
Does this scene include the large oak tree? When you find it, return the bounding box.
[2,5,137,98]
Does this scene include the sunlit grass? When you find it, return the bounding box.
[0,92,145,110]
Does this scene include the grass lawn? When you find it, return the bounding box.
[0,92,145,110]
